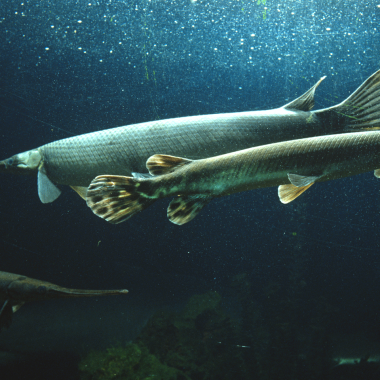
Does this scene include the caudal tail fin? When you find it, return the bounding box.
[86,175,156,224]
[316,69,380,131]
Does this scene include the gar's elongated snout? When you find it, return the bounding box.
[0,270,129,331]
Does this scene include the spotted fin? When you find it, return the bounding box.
[283,76,326,111]
[38,170,61,203]
[146,154,192,176]
[86,175,155,224]
[167,195,213,225]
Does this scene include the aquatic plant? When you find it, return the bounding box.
[79,284,338,380]
[79,343,179,380]
[135,290,247,380]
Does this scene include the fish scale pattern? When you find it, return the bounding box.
[40,112,288,187]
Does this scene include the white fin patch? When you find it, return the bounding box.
[38,170,61,203]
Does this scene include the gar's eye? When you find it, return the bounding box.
[37,286,47,294]
[7,158,14,165]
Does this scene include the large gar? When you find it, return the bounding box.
[86,130,380,225]
[1,70,380,204]
[0,270,128,331]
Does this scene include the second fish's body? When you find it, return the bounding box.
[87,131,380,225]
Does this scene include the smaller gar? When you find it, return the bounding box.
[0,271,128,331]
[86,131,380,225]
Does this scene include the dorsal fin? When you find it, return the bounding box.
[283,76,326,111]
[146,154,192,176]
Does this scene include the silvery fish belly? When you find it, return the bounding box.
[1,70,380,204]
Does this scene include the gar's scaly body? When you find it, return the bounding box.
[2,70,380,204]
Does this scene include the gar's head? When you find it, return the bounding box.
[0,149,42,175]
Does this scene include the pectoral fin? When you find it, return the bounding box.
[12,302,24,313]
[0,301,13,331]
[374,169,380,178]
[38,170,61,203]
[167,195,213,225]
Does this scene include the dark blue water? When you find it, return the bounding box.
[1,1,380,379]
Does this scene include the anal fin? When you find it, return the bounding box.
[167,195,213,225]
[278,183,314,204]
